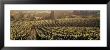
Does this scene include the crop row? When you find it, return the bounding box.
[11,25,100,40]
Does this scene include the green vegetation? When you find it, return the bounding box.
[10,18,100,40]
[10,10,100,40]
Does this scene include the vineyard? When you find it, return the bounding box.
[10,18,100,40]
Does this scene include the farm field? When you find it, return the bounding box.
[10,18,100,40]
[10,10,100,40]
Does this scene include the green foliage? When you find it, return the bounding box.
[10,18,100,40]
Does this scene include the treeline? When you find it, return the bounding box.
[10,10,100,21]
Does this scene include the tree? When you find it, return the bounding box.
[50,10,55,20]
